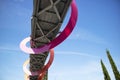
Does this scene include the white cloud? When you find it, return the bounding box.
[49,60,116,80]
[0,46,20,52]
[48,61,103,80]
[56,51,100,58]
[47,51,116,80]
[68,28,108,45]
[13,0,25,2]
[46,51,102,80]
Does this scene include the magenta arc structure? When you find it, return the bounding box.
[20,0,78,80]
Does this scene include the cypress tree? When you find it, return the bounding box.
[106,50,120,80]
[101,60,111,80]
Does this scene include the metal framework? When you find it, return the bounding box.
[29,0,72,80]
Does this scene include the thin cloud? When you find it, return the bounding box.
[13,0,25,2]
[48,60,116,80]
[48,51,117,80]
[68,28,108,45]
[0,47,99,59]
[56,51,100,58]
[0,46,21,52]
[48,61,103,80]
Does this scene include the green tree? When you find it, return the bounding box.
[101,50,120,80]
[106,50,120,80]
[101,60,111,80]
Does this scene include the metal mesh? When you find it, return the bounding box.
[30,0,72,80]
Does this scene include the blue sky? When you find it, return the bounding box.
[0,0,120,80]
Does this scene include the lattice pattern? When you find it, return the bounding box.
[30,0,72,80]
[30,52,48,72]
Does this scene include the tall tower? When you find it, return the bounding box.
[30,0,72,80]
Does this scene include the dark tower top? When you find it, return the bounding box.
[30,0,72,80]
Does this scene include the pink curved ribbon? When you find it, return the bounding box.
[23,49,54,80]
[20,0,78,54]
[38,49,54,80]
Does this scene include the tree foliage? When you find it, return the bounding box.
[101,50,120,80]
[101,60,111,80]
